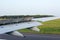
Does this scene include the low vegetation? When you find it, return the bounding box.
[18,19,60,34]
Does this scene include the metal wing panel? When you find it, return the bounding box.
[0,21,42,34]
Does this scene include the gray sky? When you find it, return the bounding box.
[0,0,60,16]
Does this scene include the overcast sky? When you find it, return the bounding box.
[0,0,60,16]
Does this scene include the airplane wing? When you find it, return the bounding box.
[0,15,54,38]
[0,21,41,34]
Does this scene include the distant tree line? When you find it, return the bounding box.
[0,15,54,19]
[26,15,54,18]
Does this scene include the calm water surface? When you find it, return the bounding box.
[33,17,60,22]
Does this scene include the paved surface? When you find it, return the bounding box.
[0,34,60,40]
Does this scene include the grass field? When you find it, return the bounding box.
[18,18,60,34]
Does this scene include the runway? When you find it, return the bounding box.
[0,34,60,40]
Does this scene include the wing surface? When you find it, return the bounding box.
[0,21,41,34]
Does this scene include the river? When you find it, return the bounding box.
[33,16,60,22]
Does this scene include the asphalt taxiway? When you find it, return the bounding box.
[0,34,60,40]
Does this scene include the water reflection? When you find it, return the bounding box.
[33,17,60,22]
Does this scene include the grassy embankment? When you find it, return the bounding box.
[18,19,60,34]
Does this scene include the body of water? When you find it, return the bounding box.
[33,17,60,22]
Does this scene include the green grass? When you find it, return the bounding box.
[18,19,60,34]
